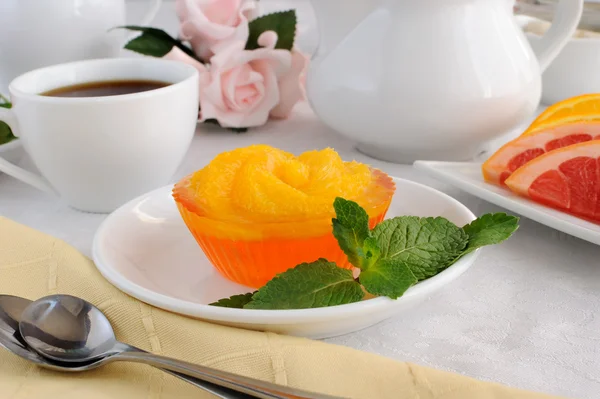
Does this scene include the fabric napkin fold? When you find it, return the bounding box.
[0,217,562,399]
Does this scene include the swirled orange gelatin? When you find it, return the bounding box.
[173,145,395,288]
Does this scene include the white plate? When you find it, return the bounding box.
[92,178,479,339]
[414,161,600,246]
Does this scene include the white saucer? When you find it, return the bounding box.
[92,177,479,339]
[414,161,600,246]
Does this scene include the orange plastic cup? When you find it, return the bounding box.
[173,169,395,288]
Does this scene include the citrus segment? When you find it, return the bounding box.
[482,122,600,185]
[181,145,376,224]
[523,93,600,135]
[505,141,600,222]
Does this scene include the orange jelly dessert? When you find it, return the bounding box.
[173,145,395,288]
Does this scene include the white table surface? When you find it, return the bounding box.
[2,2,600,398]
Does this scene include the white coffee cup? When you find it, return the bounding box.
[0,58,199,213]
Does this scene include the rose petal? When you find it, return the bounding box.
[199,39,293,128]
[221,65,244,105]
[176,0,253,61]
[270,49,309,119]
[163,47,207,74]
[203,0,242,26]
[234,59,279,127]
[213,44,291,77]
[257,31,278,49]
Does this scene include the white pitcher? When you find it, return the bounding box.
[0,0,162,91]
[306,0,584,163]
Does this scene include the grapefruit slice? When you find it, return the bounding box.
[482,121,600,185]
[505,141,600,222]
[523,93,600,135]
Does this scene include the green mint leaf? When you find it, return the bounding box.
[332,197,371,268]
[210,292,256,308]
[246,10,297,51]
[462,213,519,256]
[372,216,468,280]
[244,259,364,310]
[356,236,381,270]
[359,258,417,299]
[117,26,200,61]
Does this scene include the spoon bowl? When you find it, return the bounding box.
[19,294,118,363]
[0,295,104,372]
[0,295,46,364]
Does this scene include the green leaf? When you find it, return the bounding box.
[244,259,364,310]
[0,93,11,107]
[332,197,371,268]
[116,26,200,61]
[203,119,249,133]
[461,213,519,256]
[246,10,297,51]
[356,236,381,270]
[372,216,468,281]
[0,122,16,145]
[0,95,16,145]
[359,258,417,299]
[229,127,249,133]
[210,292,256,308]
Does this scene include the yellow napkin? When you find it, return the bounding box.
[0,217,562,399]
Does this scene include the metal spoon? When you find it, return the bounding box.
[0,295,250,398]
[0,295,53,365]
[19,294,342,399]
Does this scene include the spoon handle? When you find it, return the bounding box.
[157,369,254,399]
[122,345,254,399]
[114,350,344,399]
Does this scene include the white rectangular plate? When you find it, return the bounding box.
[414,161,600,246]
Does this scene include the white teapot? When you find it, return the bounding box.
[306,0,584,163]
[0,0,161,91]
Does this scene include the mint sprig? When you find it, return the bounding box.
[211,198,519,309]
[358,258,416,299]
[332,197,371,268]
[461,213,519,257]
[210,292,256,308]
[244,260,364,310]
[371,217,469,281]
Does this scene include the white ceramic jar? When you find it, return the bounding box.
[306,0,583,163]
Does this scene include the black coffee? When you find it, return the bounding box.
[42,80,170,98]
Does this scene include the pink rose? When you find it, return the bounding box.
[197,33,294,128]
[175,0,256,61]
[163,47,207,103]
[269,48,309,119]
[163,47,207,74]
[163,31,307,127]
